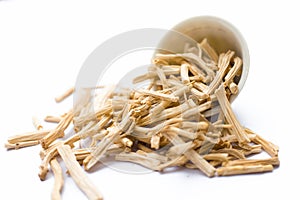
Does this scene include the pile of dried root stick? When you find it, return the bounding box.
[5,38,279,200]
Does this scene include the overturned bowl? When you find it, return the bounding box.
[156,16,250,102]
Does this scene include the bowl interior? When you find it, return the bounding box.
[156,16,250,101]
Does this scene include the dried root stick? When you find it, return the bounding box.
[215,84,250,143]
[39,144,61,181]
[50,158,64,200]
[84,127,122,170]
[55,87,75,103]
[251,133,278,157]
[217,164,273,176]
[163,131,216,177]
[115,152,161,170]
[205,51,235,94]
[7,129,51,144]
[199,38,219,63]
[32,116,43,130]
[41,110,73,149]
[135,89,179,102]
[224,157,280,167]
[57,145,103,200]
[5,140,40,150]
[223,57,242,87]
[5,129,51,150]
[44,115,62,123]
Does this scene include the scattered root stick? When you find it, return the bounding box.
[217,164,274,176]
[55,87,75,103]
[50,158,64,200]
[57,145,103,200]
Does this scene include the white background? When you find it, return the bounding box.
[0,0,299,199]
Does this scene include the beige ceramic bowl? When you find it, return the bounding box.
[157,16,250,101]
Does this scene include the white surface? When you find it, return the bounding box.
[1,0,299,199]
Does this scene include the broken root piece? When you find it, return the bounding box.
[55,87,75,103]
[217,164,273,176]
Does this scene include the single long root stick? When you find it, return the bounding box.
[50,158,64,200]
[57,145,103,200]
